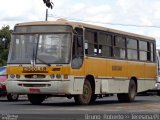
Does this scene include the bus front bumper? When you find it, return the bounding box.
[6,80,74,95]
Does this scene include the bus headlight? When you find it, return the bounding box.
[10,74,15,78]
[16,74,20,79]
[50,74,55,79]
[63,74,68,79]
[56,74,61,79]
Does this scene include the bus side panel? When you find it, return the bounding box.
[138,63,156,92]
[145,63,157,79]
[103,59,129,93]
[127,61,156,92]
[84,58,130,94]
[84,57,107,77]
[101,79,129,93]
[106,59,128,78]
[127,61,145,78]
[84,57,107,94]
[137,80,155,92]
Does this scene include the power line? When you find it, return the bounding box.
[48,14,160,29]
[97,22,160,28]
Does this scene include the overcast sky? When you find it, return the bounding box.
[0,0,160,47]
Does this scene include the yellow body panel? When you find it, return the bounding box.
[7,66,71,75]
[71,57,156,80]
[7,58,156,80]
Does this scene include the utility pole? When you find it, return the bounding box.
[43,0,54,21]
[45,9,48,21]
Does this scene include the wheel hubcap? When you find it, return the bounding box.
[130,84,136,98]
[82,82,91,102]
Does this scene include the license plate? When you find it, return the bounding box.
[29,88,40,93]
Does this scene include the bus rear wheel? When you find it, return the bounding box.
[117,80,137,102]
[74,79,92,105]
[27,94,46,105]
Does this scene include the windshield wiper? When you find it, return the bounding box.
[36,57,51,66]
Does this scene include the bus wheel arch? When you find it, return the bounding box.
[85,75,97,103]
[74,74,96,105]
[85,75,95,94]
[130,77,138,93]
[117,77,137,102]
[128,78,137,101]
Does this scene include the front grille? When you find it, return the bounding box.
[18,83,51,87]
[25,74,46,79]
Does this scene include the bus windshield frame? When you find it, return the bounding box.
[7,25,73,65]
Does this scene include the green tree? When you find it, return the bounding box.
[0,25,12,66]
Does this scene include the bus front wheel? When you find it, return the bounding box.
[7,93,19,101]
[27,94,46,105]
[74,79,92,105]
[117,80,137,102]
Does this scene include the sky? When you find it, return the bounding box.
[0,0,160,47]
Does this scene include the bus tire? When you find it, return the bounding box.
[74,79,92,105]
[7,93,19,101]
[27,94,46,105]
[117,80,137,102]
[157,91,160,96]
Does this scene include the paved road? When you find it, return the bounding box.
[0,95,160,119]
[0,95,160,113]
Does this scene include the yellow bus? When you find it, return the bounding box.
[6,19,157,105]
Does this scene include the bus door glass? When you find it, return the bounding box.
[71,28,84,69]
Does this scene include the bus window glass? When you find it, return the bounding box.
[106,35,112,45]
[139,41,148,61]
[127,38,138,60]
[140,51,147,61]
[114,36,126,59]
[8,35,38,63]
[115,36,125,48]
[37,34,71,64]
[114,47,120,58]
[151,43,153,52]
[128,49,138,60]
[127,39,137,49]
[88,44,94,55]
[99,33,112,45]
[114,48,126,59]
[120,48,126,59]
[139,41,147,51]
[106,47,112,57]
[99,33,106,45]
[8,34,71,64]
[150,43,154,61]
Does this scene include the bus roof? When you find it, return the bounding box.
[15,19,155,41]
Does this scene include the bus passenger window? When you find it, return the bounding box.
[114,36,126,59]
[139,41,148,61]
[127,38,138,60]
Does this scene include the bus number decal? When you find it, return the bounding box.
[22,67,47,73]
[112,66,122,71]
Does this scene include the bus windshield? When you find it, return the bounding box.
[8,26,72,64]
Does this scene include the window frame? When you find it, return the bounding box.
[84,28,156,63]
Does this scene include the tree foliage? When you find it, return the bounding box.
[0,25,12,66]
[43,0,54,9]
